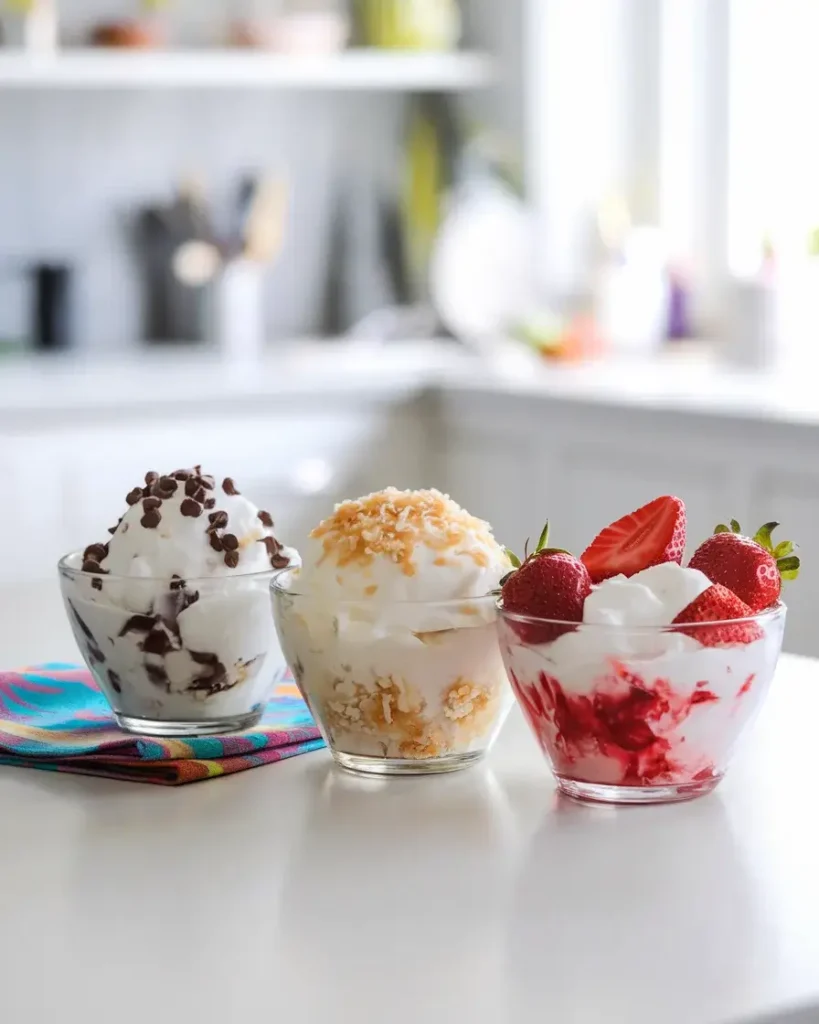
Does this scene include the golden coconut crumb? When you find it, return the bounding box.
[311,488,499,576]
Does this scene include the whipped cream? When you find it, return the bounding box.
[582,563,712,627]
[299,487,510,604]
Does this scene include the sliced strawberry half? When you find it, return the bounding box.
[580,495,687,584]
[672,584,763,647]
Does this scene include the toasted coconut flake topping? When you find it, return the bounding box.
[311,488,498,577]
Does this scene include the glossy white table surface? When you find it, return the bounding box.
[2,584,818,1024]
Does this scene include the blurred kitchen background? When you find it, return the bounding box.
[3,0,819,654]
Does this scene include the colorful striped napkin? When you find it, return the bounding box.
[0,664,324,785]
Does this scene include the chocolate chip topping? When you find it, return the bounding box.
[172,469,192,481]
[258,510,274,528]
[92,578,103,591]
[209,534,224,552]
[184,477,200,497]
[271,552,290,569]
[170,575,186,591]
[262,535,280,557]
[208,510,228,529]
[180,498,202,518]
[221,533,239,551]
[224,550,240,569]
[158,475,178,494]
[142,630,174,656]
[199,475,215,490]
[142,496,162,512]
[119,614,156,636]
[141,510,161,529]
[145,471,159,487]
[125,488,143,506]
[204,498,216,510]
[82,559,108,575]
[222,477,239,496]
[83,542,108,562]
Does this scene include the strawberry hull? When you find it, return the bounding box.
[498,606,786,804]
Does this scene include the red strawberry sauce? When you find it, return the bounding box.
[510,664,719,786]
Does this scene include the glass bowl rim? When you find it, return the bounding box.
[270,567,500,609]
[58,551,287,585]
[496,597,786,631]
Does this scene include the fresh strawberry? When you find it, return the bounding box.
[672,583,763,646]
[580,495,687,583]
[501,522,592,645]
[688,520,799,613]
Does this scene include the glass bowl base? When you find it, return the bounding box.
[556,773,723,805]
[115,708,263,737]
[333,748,486,777]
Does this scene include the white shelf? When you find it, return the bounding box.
[0,48,495,90]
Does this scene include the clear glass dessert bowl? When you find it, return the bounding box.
[271,568,514,775]
[59,556,283,736]
[497,600,787,804]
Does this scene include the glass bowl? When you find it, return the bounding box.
[271,569,513,776]
[59,554,282,736]
[497,601,787,804]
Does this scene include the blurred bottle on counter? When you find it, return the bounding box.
[722,233,778,370]
[1,0,58,51]
[355,0,460,50]
[592,193,670,358]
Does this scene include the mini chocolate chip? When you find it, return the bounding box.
[258,510,274,527]
[209,534,224,552]
[204,498,216,510]
[141,510,161,529]
[125,488,143,506]
[92,578,103,591]
[158,476,178,495]
[271,552,290,569]
[193,486,207,504]
[145,471,159,486]
[172,469,192,481]
[108,670,122,693]
[262,536,280,557]
[222,533,239,551]
[224,550,239,569]
[208,510,228,528]
[82,559,108,574]
[199,475,215,490]
[83,542,108,562]
[142,496,162,512]
[170,576,186,591]
[184,477,199,497]
[180,498,202,518]
[222,477,239,496]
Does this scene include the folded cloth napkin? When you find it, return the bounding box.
[0,664,324,785]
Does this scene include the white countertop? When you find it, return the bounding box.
[2,582,819,1024]
[3,339,819,429]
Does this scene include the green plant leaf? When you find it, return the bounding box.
[714,523,731,534]
[774,540,795,558]
[730,519,742,534]
[776,555,800,576]
[505,549,521,569]
[754,521,780,552]
[781,569,800,582]
[535,520,550,554]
